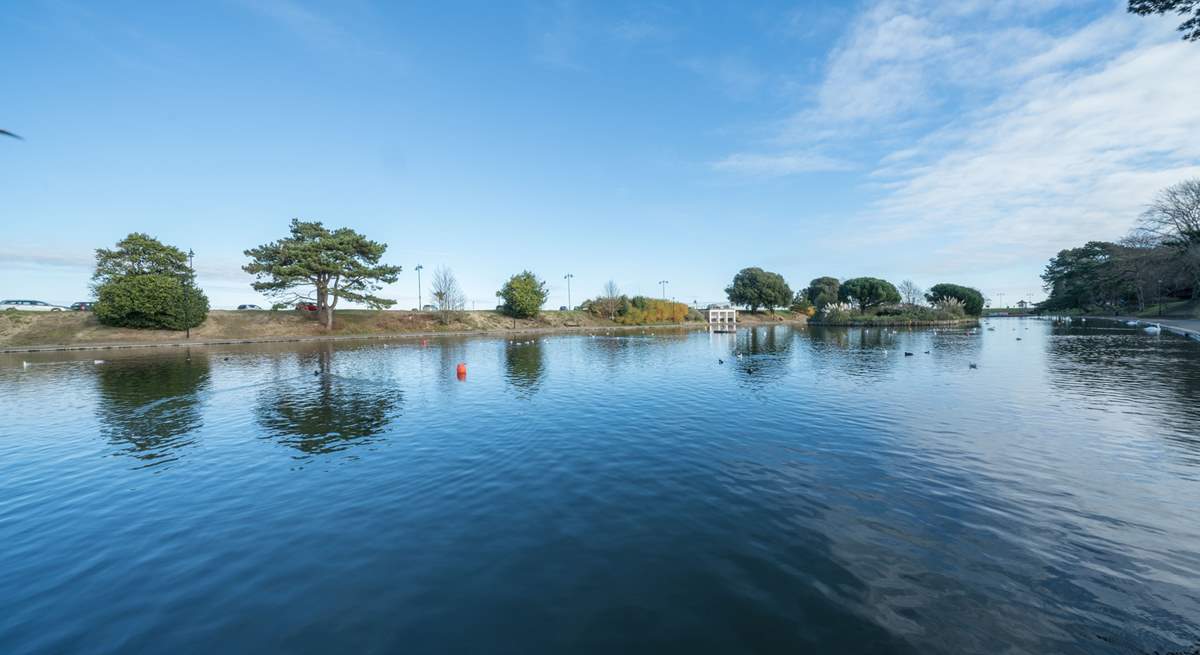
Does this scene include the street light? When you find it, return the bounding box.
[415,264,423,310]
[185,249,194,339]
[658,279,669,300]
[563,273,574,310]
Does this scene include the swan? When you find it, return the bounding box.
[1124,320,1138,327]
[1144,323,1161,335]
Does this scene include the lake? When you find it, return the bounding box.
[2,318,1198,654]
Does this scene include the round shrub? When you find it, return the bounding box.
[95,274,209,330]
[926,283,984,316]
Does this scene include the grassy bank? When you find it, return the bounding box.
[983,307,1034,316]
[809,304,978,327]
[0,308,804,351]
[1135,299,1200,319]
[810,317,978,327]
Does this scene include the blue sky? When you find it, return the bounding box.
[2,0,1198,309]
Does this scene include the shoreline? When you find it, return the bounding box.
[0,322,722,354]
[1083,315,1200,342]
[1,311,820,354]
[808,318,979,328]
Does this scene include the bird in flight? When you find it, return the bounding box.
[1,129,23,140]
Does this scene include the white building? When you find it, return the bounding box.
[705,303,737,332]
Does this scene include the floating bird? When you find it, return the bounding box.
[904,352,914,356]
[718,359,724,364]
[923,350,930,354]
[969,363,978,369]
[1144,323,1161,335]
[1016,337,1022,341]
[0,129,22,140]
[93,359,104,365]
[1124,320,1139,327]
[313,370,320,376]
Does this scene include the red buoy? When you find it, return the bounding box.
[456,362,467,380]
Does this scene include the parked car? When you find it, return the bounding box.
[295,303,318,312]
[559,306,568,311]
[1,299,67,312]
[236,304,262,310]
[70,302,95,311]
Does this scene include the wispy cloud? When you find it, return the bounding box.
[611,19,671,43]
[711,152,853,176]
[712,0,1200,297]
[234,0,402,66]
[0,249,93,270]
[684,55,769,100]
[236,0,347,48]
[867,35,1200,256]
[530,0,584,70]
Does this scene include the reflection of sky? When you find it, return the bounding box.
[2,321,1199,652]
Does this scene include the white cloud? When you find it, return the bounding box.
[716,0,1200,295]
[711,152,853,176]
[870,37,1200,255]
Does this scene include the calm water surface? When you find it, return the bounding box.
[2,318,1199,654]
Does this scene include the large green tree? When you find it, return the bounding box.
[804,276,840,309]
[725,267,793,312]
[243,219,401,330]
[925,283,986,316]
[1129,0,1200,41]
[1039,242,1136,312]
[838,277,901,311]
[92,233,208,330]
[496,271,548,318]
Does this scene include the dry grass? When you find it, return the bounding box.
[0,307,807,350]
[0,309,709,349]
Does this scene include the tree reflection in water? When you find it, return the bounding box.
[94,351,211,468]
[732,325,794,387]
[1044,322,1200,462]
[503,338,545,398]
[256,347,403,457]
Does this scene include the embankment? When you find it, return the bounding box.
[0,309,806,353]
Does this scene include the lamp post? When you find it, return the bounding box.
[415,264,423,311]
[563,273,574,310]
[185,249,194,339]
[659,279,669,300]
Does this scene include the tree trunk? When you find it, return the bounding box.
[316,286,331,331]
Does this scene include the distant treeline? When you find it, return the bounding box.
[1041,179,1199,313]
[717,267,984,322]
[71,219,995,333]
